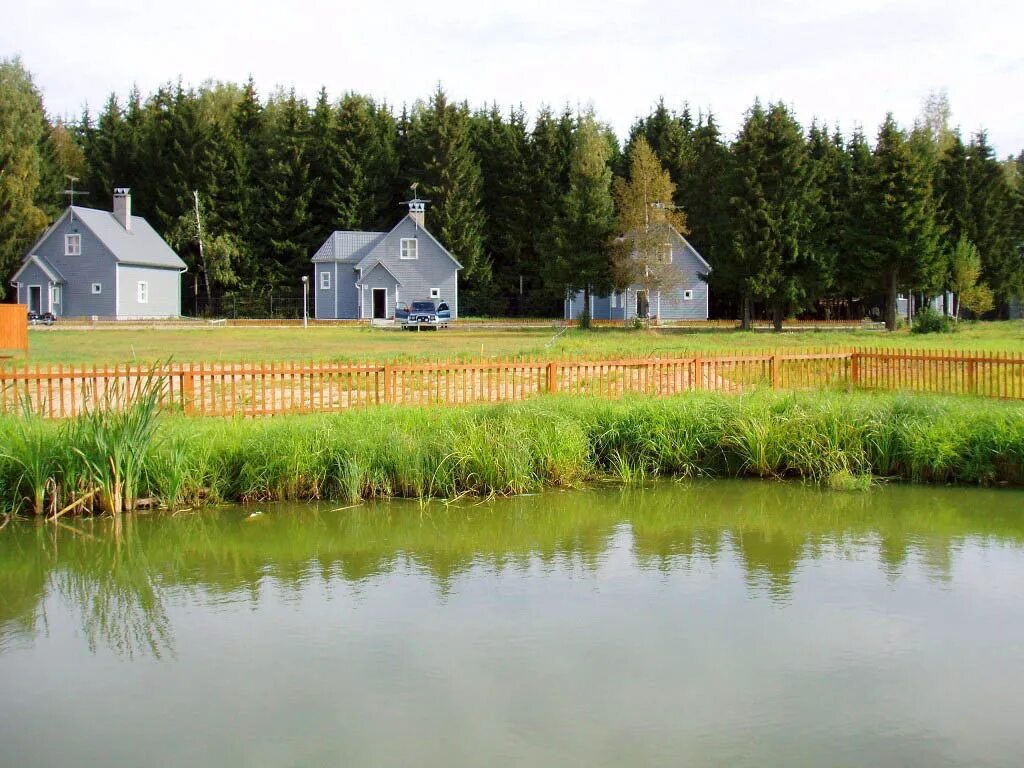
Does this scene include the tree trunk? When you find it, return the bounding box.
[885,270,898,332]
[772,302,784,332]
[740,295,752,330]
[581,284,591,328]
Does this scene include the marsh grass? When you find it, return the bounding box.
[1,391,1022,518]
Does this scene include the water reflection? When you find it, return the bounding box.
[1,481,1022,658]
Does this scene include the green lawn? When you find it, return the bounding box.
[11,320,1024,366]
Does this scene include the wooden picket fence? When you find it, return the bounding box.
[1,348,1022,419]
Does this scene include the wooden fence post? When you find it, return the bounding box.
[850,350,860,388]
[547,361,558,394]
[181,365,195,415]
[770,354,779,390]
[382,364,392,404]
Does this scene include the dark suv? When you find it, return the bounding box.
[27,311,55,326]
[401,300,451,330]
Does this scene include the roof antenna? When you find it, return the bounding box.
[63,175,88,223]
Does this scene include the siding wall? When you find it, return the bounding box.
[116,264,182,318]
[314,262,360,319]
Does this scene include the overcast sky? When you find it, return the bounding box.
[4,0,1022,155]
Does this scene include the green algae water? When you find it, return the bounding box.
[2,480,1024,767]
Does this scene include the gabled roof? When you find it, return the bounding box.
[354,215,463,272]
[312,231,387,263]
[671,228,712,273]
[67,206,186,269]
[357,260,403,286]
[10,254,66,285]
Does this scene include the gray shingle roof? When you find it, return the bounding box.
[70,206,186,269]
[312,231,387,263]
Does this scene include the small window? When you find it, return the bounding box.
[658,243,673,263]
[400,238,418,260]
[51,285,61,304]
[610,292,619,309]
[65,234,81,256]
[429,287,440,299]
[137,281,149,304]
[683,289,694,300]
[91,283,102,295]
[320,271,331,290]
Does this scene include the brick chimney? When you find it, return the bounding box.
[113,188,132,231]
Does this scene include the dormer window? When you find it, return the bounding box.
[658,243,673,264]
[400,238,418,260]
[65,234,81,256]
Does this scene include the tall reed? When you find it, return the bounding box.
[1,391,1022,518]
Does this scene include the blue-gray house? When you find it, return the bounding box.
[312,200,462,320]
[9,189,187,318]
[565,226,711,322]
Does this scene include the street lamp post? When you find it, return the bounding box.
[301,275,309,328]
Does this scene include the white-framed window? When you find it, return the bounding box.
[429,287,440,299]
[320,271,331,290]
[65,233,81,256]
[51,285,61,305]
[897,293,906,300]
[91,282,102,295]
[683,289,694,300]
[610,292,619,309]
[658,243,673,263]
[137,281,149,304]
[400,238,418,260]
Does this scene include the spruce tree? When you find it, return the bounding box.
[524,106,575,314]
[727,102,820,330]
[257,89,313,288]
[335,93,399,231]
[470,104,531,313]
[404,87,489,309]
[965,131,1022,310]
[543,112,616,320]
[806,122,845,316]
[861,114,943,330]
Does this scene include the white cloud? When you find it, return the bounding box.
[3,0,1021,153]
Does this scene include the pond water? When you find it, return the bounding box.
[2,481,1024,767]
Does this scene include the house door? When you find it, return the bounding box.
[28,285,42,314]
[636,290,649,318]
[372,288,387,319]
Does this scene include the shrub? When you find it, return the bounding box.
[912,306,953,334]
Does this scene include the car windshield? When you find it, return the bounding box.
[411,302,436,311]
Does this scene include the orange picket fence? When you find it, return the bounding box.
[0,349,1021,419]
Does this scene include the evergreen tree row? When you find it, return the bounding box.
[2,56,1022,322]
